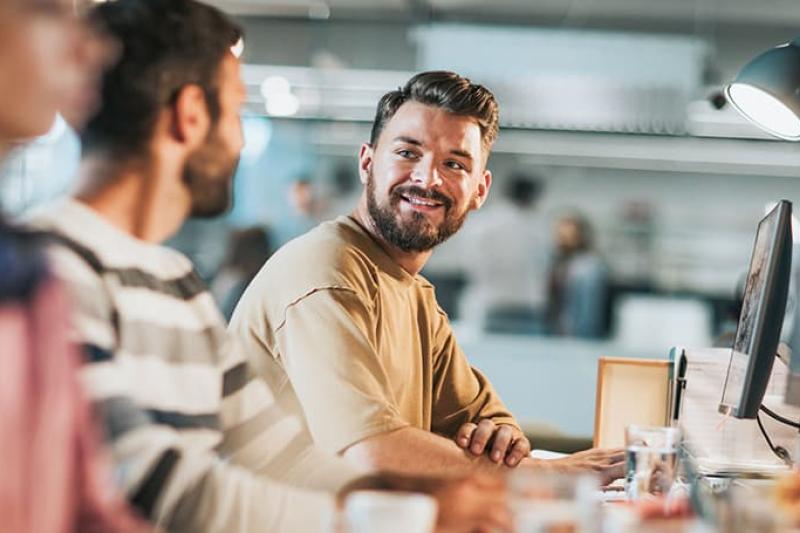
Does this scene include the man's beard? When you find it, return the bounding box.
[366,169,469,253]
[183,127,240,218]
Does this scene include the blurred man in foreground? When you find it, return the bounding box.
[30,1,511,531]
[0,1,143,531]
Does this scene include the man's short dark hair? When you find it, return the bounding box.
[82,0,242,158]
[369,71,500,157]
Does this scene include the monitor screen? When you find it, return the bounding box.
[784,236,800,406]
[719,200,792,419]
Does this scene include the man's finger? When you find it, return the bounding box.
[505,436,531,467]
[489,425,514,463]
[592,448,625,462]
[599,461,626,486]
[578,447,625,465]
[456,423,478,449]
[470,419,496,455]
[607,449,626,463]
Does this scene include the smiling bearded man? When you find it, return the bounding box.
[228,71,625,484]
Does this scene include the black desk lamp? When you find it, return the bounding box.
[725,38,800,141]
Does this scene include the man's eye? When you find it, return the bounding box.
[397,150,417,159]
[445,160,466,171]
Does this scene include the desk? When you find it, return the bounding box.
[678,348,794,476]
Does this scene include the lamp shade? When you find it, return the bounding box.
[725,39,800,141]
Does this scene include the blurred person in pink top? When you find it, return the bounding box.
[0,1,145,532]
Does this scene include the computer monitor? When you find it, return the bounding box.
[784,242,800,406]
[719,200,793,419]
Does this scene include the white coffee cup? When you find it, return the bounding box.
[344,491,438,533]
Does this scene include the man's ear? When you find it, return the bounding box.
[170,84,211,149]
[357,142,374,185]
[471,169,492,210]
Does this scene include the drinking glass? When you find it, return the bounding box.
[625,425,681,501]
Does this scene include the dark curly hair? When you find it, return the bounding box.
[81,0,242,159]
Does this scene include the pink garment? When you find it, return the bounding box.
[0,278,147,533]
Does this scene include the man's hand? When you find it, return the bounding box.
[541,447,626,486]
[455,419,531,467]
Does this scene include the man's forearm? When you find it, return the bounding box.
[342,426,529,476]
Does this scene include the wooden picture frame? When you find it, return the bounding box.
[593,357,672,448]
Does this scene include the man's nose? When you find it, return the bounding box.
[410,159,443,188]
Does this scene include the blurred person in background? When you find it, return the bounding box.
[29,1,513,532]
[211,226,273,320]
[318,163,363,221]
[546,213,610,338]
[274,176,320,246]
[0,1,145,532]
[459,172,548,334]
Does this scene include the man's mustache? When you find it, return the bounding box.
[391,186,453,209]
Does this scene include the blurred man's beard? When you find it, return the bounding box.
[365,168,468,253]
[183,127,239,218]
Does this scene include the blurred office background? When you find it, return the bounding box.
[4,0,800,447]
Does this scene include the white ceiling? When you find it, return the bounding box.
[210,0,406,17]
[210,0,800,26]
[430,0,800,26]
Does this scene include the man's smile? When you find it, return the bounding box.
[399,192,445,212]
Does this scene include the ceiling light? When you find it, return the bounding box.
[260,76,291,99]
[308,3,330,20]
[265,93,300,117]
